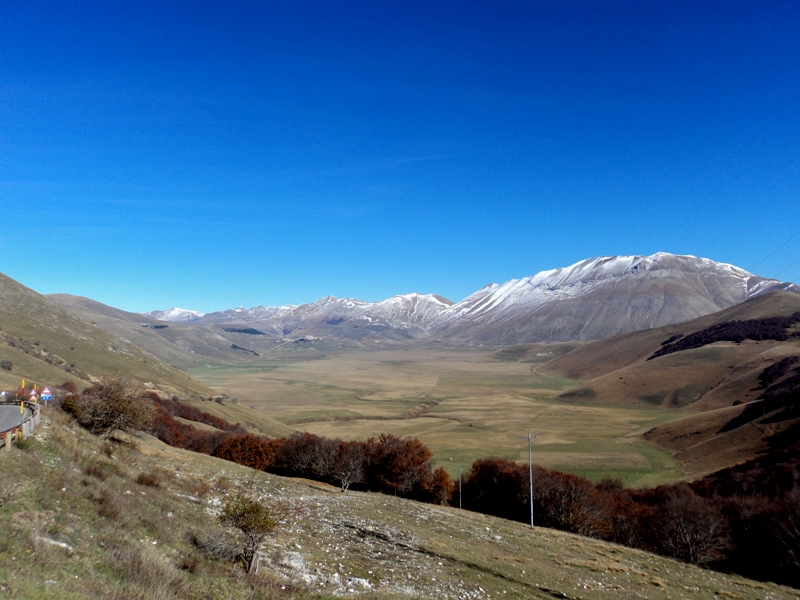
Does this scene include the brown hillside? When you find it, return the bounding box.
[533,291,800,479]
[537,291,800,381]
[557,341,800,411]
[643,404,791,479]
[47,294,262,368]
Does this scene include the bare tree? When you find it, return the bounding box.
[334,441,365,492]
[309,435,338,479]
[648,484,729,565]
[772,489,800,576]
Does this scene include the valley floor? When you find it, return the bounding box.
[190,347,687,487]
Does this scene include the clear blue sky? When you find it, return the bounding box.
[2,1,799,313]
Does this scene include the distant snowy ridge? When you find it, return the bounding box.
[146,307,206,323]
[144,253,798,344]
[146,292,453,332]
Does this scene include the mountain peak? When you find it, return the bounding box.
[146,307,206,322]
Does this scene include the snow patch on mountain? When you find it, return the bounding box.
[146,307,206,323]
[143,253,797,344]
[429,253,798,342]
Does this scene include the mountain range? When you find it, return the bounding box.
[145,253,798,346]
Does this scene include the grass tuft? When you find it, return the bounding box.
[136,472,161,488]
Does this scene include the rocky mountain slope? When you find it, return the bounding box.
[151,293,454,342]
[145,253,797,346]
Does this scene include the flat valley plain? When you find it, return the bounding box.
[189,346,685,487]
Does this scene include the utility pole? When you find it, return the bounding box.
[522,429,535,529]
[458,465,462,509]
[450,458,463,509]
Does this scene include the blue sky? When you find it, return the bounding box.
[1,1,799,313]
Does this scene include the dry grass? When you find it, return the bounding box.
[3,409,797,599]
[190,348,685,486]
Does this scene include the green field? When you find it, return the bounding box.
[189,347,686,487]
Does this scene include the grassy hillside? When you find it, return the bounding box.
[1,409,795,599]
[533,291,800,479]
[0,274,213,399]
[538,291,800,381]
[1,274,295,439]
[46,294,256,369]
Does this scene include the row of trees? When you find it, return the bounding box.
[457,454,800,587]
[650,310,800,360]
[59,379,800,588]
[150,397,453,503]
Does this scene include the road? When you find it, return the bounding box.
[0,404,32,433]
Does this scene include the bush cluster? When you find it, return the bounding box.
[458,452,800,586]
[62,376,154,437]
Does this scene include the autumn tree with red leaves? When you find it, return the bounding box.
[215,434,280,470]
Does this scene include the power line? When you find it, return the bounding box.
[770,254,800,281]
[745,228,800,276]
[667,228,800,327]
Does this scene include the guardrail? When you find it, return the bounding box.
[0,400,42,451]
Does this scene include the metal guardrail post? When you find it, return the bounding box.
[0,399,42,448]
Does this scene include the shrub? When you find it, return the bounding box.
[638,484,730,565]
[535,469,612,538]
[109,542,186,597]
[362,433,435,498]
[62,376,154,437]
[461,458,529,522]
[84,464,107,481]
[219,491,285,573]
[190,530,239,563]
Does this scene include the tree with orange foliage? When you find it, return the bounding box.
[215,434,280,470]
[423,466,454,505]
[363,434,434,498]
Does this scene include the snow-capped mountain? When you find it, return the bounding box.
[147,293,454,341]
[146,307,206,323]
[145,254,798,345]
[429,253,797,344]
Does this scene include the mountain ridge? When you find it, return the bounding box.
[145,253,799,345]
